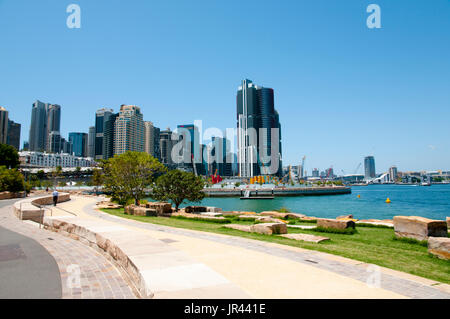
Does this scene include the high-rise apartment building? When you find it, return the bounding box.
[236,79,282,177]
[113,105,144,155]
[7,120,21,150]
[95,108,114,160]
[389,166,398,182]
[69,132,88,157]
[364,156,376,180]
[0,107,9,144]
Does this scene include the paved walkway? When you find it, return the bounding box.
[50,196,450,299]
[0,199,137,299]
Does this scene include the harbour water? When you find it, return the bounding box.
[181,184,450,220]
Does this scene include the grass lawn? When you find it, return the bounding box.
[100,208,450,284]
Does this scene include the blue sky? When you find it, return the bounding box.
[0,0,449,173]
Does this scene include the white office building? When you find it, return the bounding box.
[19,151,96,168]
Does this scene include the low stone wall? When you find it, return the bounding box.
[12,193,71,223]
[0,191,25,200]
[42,216,154,298]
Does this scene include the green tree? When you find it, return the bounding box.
[51,166,63,186]
[152,169,205,211]
[91,168,104,195]
[0,166,25,193]
[103,151,167,205]
[0,144,20,169]
[36,170,46,181]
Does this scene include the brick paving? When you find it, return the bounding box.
[0,204,137,299]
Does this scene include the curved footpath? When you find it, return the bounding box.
[0,198,137,299]
[33,196,450,299]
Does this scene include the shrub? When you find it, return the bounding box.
[277,207,291,213]
[0,167,25,193]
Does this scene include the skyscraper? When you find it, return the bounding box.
[29,100,61,152]
[47,131,61,153]
[160,128,175,169]
[210,136,232,177]
[144,121,160,160]
[114,105,144,155]
[364,156,376,180]
[45,104,61,153]
[29,100,47,152]
[69,132,88,157]
[87,126,95,158]
[0,107,8,144]
[7,120,21,150]
[237,79,282,177]
[95,108,114,160]
[175,124,199,172]
[61,137,73,154]
[103,113,118,160]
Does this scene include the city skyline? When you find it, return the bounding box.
[1,1,449,173]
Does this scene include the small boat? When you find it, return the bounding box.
[421,182,431,186]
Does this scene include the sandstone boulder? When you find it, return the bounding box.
[337,214,353,220]
[200,212,223,217]
[393,216,448,241]
[184,206,207,214]
[285,213,306,219]
[447,217,450,229]
[133,207,147,216]
[97,201,123,209]
[124,204,137,215]
[260,211,288,219]
[317,219,355,230]
[280,233,330,243]
[250,223,287,235]
[428,237,450,260]
[146,202,172,216]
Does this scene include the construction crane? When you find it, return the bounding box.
[326,167,333,179]
[353,163,362,174]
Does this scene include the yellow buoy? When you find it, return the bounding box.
[357,195,361,198]
[385,198,391,203]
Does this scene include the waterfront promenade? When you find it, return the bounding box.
[4,195,449,299]
[0,198,136,299]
